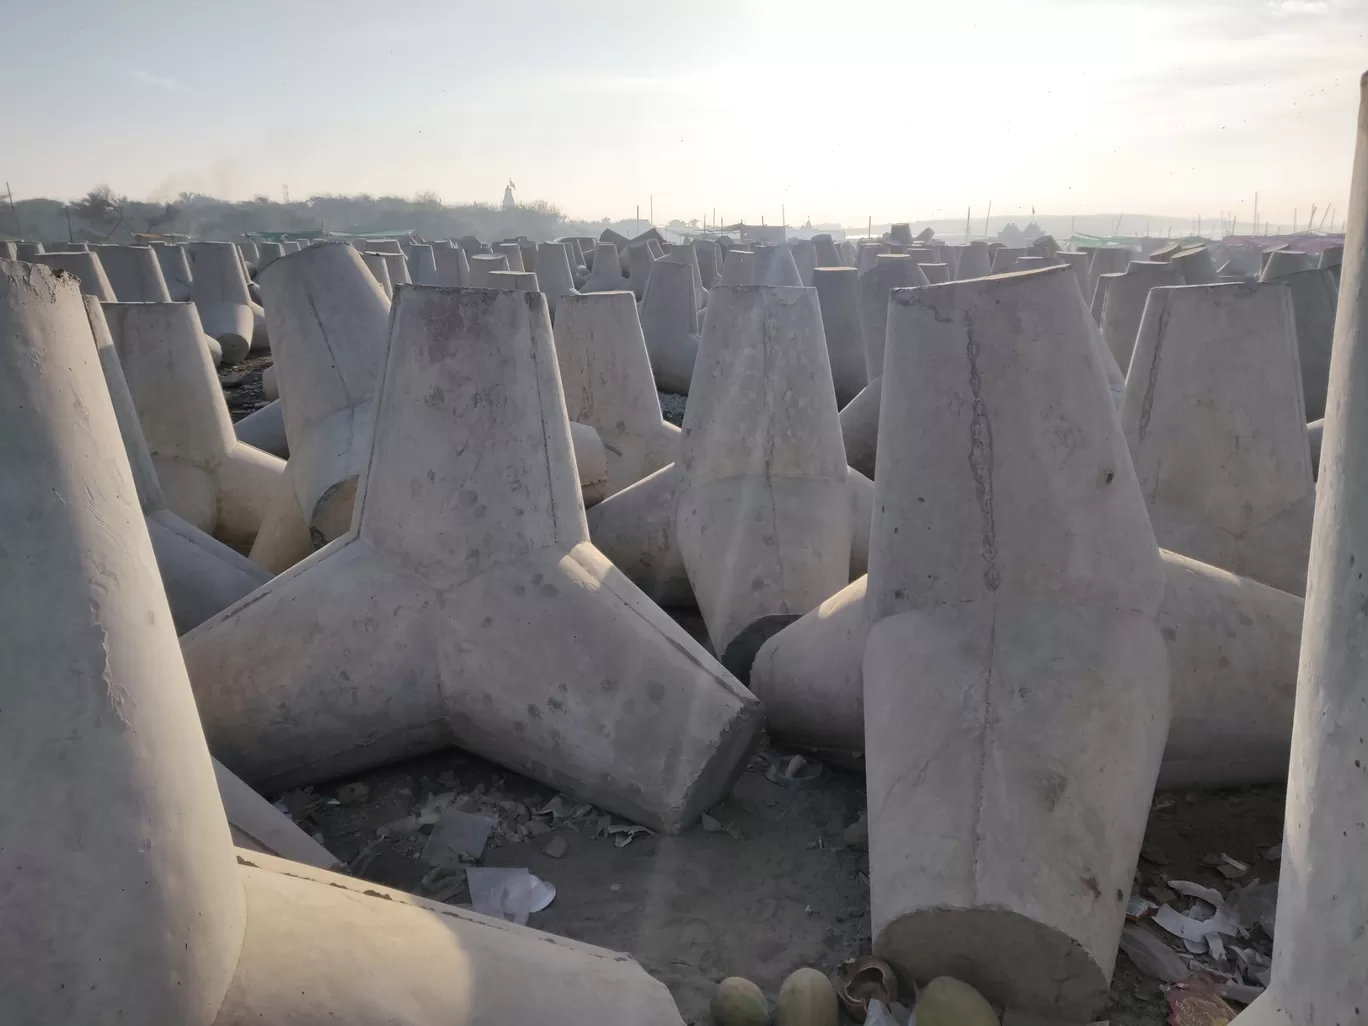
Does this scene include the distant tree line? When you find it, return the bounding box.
[2,187,643,244]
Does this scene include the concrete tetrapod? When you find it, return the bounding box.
[255,241,285,272]
[0,257,248,1026]
[859,254,927,381]
[487,270,539,291]
[235,399,288,458]
[246,461,316,574]
[989,246,1025,273]
[790,239,817,286]
[623,242,656,299]
[640,259,701,395]
[1086,246,1132,306]
[813,234,842,268]
[104,301,285,548]
[661,242,709,310]
[1231,70,1368,1026]
[676,285,852,674]
[33,249,116,300]
[752,244,803,286]
[954,241,992,280]
[1171,244,1218,285]
[383,252,412,287]
[212,758,339,868]
[856,243,887,274]
[189,241,255,364]
[535,240,580,317]
[696,238,721,287]
[842,259,1121,478]
[99,244,173,302]
[405,243,438,285]
[468,252,510,287]
[919,262,950,284]
[259,242,391,546]
[0,262,695,1026]
[584,461,872,612]
[1099,260,1183,373]
[839,378,882,479]
[554,290,679,497]
[720,248,755,285]
[749,550,1303,789]
[181,287,763,829]
[15,241,44,260]
[1283,268,1339,421]
[1057,251,1090,295]
[433,243,471,286]
[813,266,869,406]
[863,266,1168,1020]
[1080,281,1127,408]
[155,241,194,300]
[1122,282,1314,595]
[581,241,628,292]
[361,250,394,297]
[494,240,525,273]
[1259,249,1315,281]
[83,294,270,633]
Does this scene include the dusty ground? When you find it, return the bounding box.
[232,372,1280,1025]
[220,354,272,422]
[284,728,1281,1026]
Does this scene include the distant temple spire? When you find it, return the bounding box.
[502,179,516,210]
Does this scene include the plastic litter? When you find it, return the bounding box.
[421,808,495,867]
[865,999,903,1026]
[1164,977,1235,1026]
[1119,923,1192,983]
[465,867,555,925]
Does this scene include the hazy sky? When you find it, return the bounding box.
[3,0,1363,228]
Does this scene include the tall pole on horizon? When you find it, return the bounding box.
[965,206,971,243]
[1252,192,1259,237]
[983,200,992,240]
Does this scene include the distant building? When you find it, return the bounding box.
[724,223,788,246]
[502,180,516,210]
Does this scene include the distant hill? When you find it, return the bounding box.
[1,189,642,244]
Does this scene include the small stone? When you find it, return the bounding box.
[843,815,868,852]
[702,813,723,832]
[712,976,771,1026]
[335,782,370,806]
[543,835,569,859]
[1149,884,1178,905]
[1141,844,1170,865]
[916,977,999,1026]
